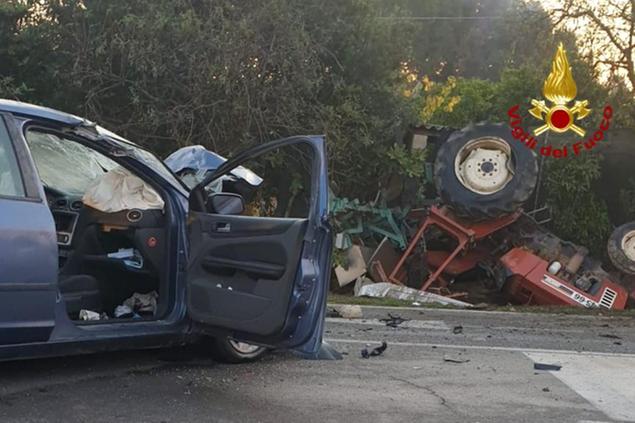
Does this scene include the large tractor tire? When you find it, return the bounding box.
[434,123,538,220]
[608,222,635,275]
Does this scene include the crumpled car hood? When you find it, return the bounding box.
[164,145,263,188]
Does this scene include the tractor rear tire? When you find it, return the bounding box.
[434,122,538,220]
[607,222,635,275]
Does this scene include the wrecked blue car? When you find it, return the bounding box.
[0,100,332,362]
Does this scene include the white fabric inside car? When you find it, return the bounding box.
[83,166,164,212]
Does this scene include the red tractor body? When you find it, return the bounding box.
[388,206,631,310]
[500,247,628,309]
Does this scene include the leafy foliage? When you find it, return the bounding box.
[1,0,633,253]
[543,151,611,256]
[1,0,420,200]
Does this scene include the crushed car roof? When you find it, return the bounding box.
[0,99,93,127]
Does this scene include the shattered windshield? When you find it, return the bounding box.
[26,130,118,196]
[95,126,187,193]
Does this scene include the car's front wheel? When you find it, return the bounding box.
[209,337,268,363]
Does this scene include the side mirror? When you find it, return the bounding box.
[208,192,245,215]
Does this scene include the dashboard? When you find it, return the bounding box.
[45,186,166,247]
[44,187,83,246]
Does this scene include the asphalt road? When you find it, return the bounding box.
[1,306,635,423]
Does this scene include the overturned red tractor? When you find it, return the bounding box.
[392,123,635,310]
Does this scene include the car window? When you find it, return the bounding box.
[25,130,118,196]
[0,117,25,197]
[213,143,314,219]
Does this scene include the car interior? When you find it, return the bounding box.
[25,129,170,322]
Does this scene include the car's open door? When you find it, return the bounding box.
[186,136,331,355]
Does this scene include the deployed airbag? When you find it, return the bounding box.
[83,166,164,212]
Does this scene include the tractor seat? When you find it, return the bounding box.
[58,274,102,316]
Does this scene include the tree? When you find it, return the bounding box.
[549,0,635,92]
[3,0,420,200]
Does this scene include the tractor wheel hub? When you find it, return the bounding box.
[455,137,514,195]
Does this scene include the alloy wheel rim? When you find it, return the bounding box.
[228,339,263,355]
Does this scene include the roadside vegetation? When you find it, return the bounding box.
[1,0,634,254]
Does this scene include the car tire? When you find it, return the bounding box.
[209,337,268,364]
[607,222,635,275]
[434,122,538,220]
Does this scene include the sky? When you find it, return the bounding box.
[537,0,632,88]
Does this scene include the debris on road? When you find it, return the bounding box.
[533,363,562,371]
[452,325,463,335]
[328,304,363,319]
[599,333,622,339]
[380,313,409,328]
[443,354,470,364]
[356,282,472,308]
[361,341,388,358]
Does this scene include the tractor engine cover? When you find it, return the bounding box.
[499,247,628,310]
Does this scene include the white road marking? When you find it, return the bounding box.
[325,337,635,358]
[325,317,449,330]
[326,316,588,334]
[328,303,620,320]
[525,351,635,422]
[482,325,587,334]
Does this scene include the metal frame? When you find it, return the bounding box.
[389,206,522,292]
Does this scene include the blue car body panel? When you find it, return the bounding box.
[0,100,90,127]
[0,197,58,344]
[0,100,331,360]
[0,112,58,346]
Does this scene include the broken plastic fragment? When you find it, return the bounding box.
[360,341,388,358]
[533,363,562,371]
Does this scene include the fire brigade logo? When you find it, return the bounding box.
[529,43,590,137]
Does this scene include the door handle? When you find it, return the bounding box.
[215,222,231,233]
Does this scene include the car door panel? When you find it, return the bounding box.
[186,136,331,352]
[0,114,58,345]
[188,214,307,335]
[0,198,58,345]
